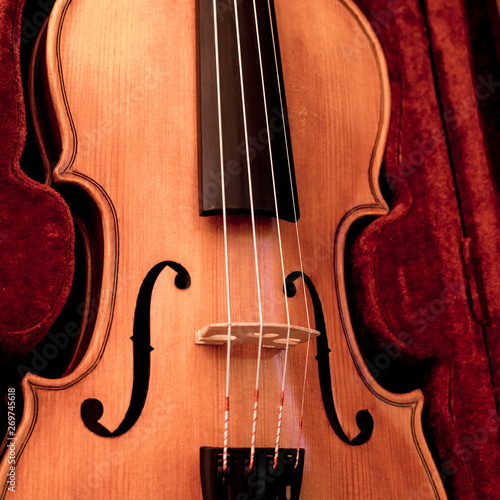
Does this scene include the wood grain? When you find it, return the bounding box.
[1,0,447,498]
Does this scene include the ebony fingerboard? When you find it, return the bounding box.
[198,0,299,222]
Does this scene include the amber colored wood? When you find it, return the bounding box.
[1,0,448,498]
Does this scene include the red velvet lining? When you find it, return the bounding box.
[0,0,74,361]
[351,0,500,497]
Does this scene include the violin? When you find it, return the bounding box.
[1,0,447,498]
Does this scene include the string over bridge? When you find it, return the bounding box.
[196,323,319,349]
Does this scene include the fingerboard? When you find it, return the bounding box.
[198,0,299,222]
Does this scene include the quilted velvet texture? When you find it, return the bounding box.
[0,0,74,362]
[351,0,500,498]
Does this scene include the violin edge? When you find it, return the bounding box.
[330,1,447,498]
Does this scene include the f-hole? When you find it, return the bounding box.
[81,261,191,437]
[285,271,373,446]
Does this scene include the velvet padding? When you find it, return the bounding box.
[0,0,74,362]
[351,0,500,498]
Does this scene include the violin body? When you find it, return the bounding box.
[1,0,447,498]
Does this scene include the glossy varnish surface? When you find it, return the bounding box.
[1,0,447,498]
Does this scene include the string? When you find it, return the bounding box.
[233,0,265,473]
[265,0,314,469]
[212,0,233,473]
[252,0,292,471]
